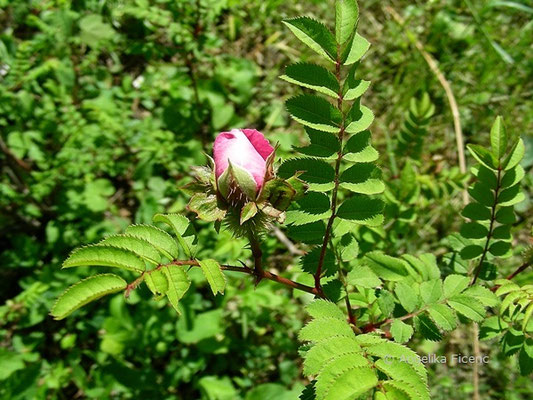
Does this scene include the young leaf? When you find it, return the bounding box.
[345,104,374,134]
[51,274,127,320]
[306,298,346,320]
[63,245,146,273]
[335,0,359,45]
[467,144,498,170]
[342,33,370,65]
[153,213,197,258]
[162,266,191,315]
[281,63,339,98]
[502,138,525,170]
[490,116,508,159]
[283,17,337,61]
[125,224,180,260]
[390,319,414,343]
[286,95,342,133]
[197,259,226,295]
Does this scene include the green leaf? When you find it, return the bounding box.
[343,33,371,65]
[51,274,127,320]
[278,157,335,191]
[502,138,525,170]
[479,316,508,340]
[339,163,384,194]
[301,247,337,277]
[281,63,339,98]
[240,202,258,224]
[286,95,342,133]
[346,265,381,288]
[345,104,374,134]
[344,63,370,100]
[467,144,498,170]
[318,366,377,400]
[153,213,197,258]
[498,184,525,207]
[490,116,508,159]
[299,318,354,342]
[63,245,145,273]
[420,280,442,305]
[495,206,516,224]
[460,222,489,239]
[162,266,191,315]
[197,259,226,295]
[390,319,414,343]
[283,17,337,61]
[489,240,512,256]
[297,128,340,158]
[427,304,457,331]
[501,165,525,188]
[336,195,384,226]
[464,285,499,307]
[336,0,359,44]
[461,203,491,221]
[468,181,495,207]
[125,224,180,260]
[188,192,226,222]
[364,252,408,281]
[144,269,169,295]
[443,274,470,298]
[460,244,484,260]
[99,234,161,265]
[287,191,331,225]
[374,359,430,400]
[395,282,418,312]
[339,233,359,262]
[306,299,347,320]
[343,130,379,163]
[447,295,486,322]
[288,221,325,245]
[415,314,443,341]
[476,166,499,189]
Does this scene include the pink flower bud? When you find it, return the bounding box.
[213,129,274,198]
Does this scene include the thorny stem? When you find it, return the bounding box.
[248,232,264,285]
[315,43,346,296]
[471,166,502,285]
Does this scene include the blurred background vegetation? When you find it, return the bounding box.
[0,0,531,399]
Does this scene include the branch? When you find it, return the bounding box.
[167,260,326,298]
[315,43,346,295]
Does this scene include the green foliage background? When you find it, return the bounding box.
[0,0,532,399]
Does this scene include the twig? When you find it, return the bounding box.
[167,259,325,298]
[384,6,468,204]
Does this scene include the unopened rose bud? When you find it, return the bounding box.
[213,129,274,202]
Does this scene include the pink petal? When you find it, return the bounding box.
[241,129,274,160]
[213,129,268,189]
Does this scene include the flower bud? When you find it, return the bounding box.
[213,129,274,202]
